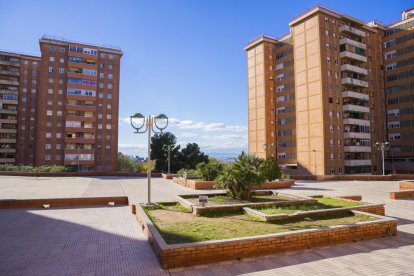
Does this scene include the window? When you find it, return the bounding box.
[98,124,102,129]
[330,125,333,132]
[108,64,113,70]
[50,57,55,62]
[107,104,112,109]
[47,110,52,116]
[45,155,51,161]
[106,124,111,129]
[325,17,328,23]
[276,74,284,80]
[108,74,113,79]
[48,67,54,73]
[99,93,104,98]
[60,58,64,63]
[107,114,112,119]
[45,133,52,138]
[56,133,61,138]
[99,83,104,88]
[45,144,51,149]
[60,47,65,52]
[276,63,283,70]
[330,153,334,160]
[109,54,114,59]
[108,83,113,89]
[329,111,333,117]
[59,68,64,74]
[333,32,336,38]
[326,43,330,49]
[327,57,331,63]
[100,63,104,69]
[386,63,397,71]
[21,97,27,102]
[48,89,53,94]
[385,50,396,60]
[47,100,52,106]
[57,111,62,116]
[326,30,329,36]
[100,53,105,58]
[50,46,55,51]
[100,73,104,78]
[327,70,331,77]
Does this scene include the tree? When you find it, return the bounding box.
[117,152,138,172]
[216,153,265,200]
[196,158,225,181]
[261,157,282,181]
[150,132,181,173]
[179,143,209,170]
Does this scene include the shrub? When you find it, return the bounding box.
[196,158,225,181]
[177,168,201,179]
[261,157,282,181]
[216,153,265,200]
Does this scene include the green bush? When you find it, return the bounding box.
[177,168,201,179]
[261,157,282,181]
[196,158,225,181]
[0,165,68,173]
[216,153,266,200]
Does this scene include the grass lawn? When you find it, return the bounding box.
[256,197,363,215]
[145,204,375,244]
[185,193,296,206]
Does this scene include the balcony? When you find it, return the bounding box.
[0,138,16,143]
[342,91,369,101]
[340,64,368,75]
[66,93,96,101]
[343,132,371,139]
[341,77,368,88]
[0,109,17,114]
[64,126,95,133]
[344,159,371,166]
[0,70,20,76]
[64,137,96,144]
[0,99,18,105]
[343,118,370,126]
[0,148,16,153]
[340,51,367,62]
[0,158,15,163]
[65,115,96,122]
[0,79,19,86]
[0,89,18,95]
[0,128,17,134]
[65,104,96,112]
[343,104,370,113]
[344,146,371,153]
[0,60,20,67]
[64,148,95,155]
[339,38,366,50]
[0,118,17,124]
[339,25,366,37]
[64,159,95,166]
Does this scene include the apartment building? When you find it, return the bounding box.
[0,36,122,172]
[246,5,413,175]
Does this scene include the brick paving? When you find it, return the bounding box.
[0,176,413,275]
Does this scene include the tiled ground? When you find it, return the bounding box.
[0,177,413,275]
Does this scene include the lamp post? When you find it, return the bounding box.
[163,144,171,175]
[312,150,317,175]
[130,113,168,205]
[375,142,390,175]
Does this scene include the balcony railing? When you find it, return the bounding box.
[343,146,371,153]
[0,109,18,114]
[344,159,371,166]
[342,91,369,101]
[339,25,366,37]
[0,79,19,86]
[0,89,19,95]
[340,51,367,62]
[341,77,368,87]
[340,64,368,75]
[0,157,15,163]
[343,104,370,113]
[343,132,371,139]
[343,118,370,126]
[0,70,20,76]
[339,37,366,50]
[0,60,20,67]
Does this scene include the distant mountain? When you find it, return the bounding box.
[205,152,241,161]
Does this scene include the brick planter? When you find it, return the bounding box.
[172,177,215,189]
[253,180,294,189]
[390,190,414,200]
[161,173,178,180]
[400,181,414,190]
[0,196,129,209]
[176,192,317,216]
[134,205,397,269]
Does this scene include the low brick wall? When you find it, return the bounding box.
[0,171,161,177]
[390,190,414,200]
[292,175,395,181]
[336,195,362,201]
[253,180,294,189]
[135,205,397,269]
[172,177,215,189]
[400,181,414,190]
[0,196,129,209]
[161,173,178,180]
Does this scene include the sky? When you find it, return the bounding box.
[0,0,410,158]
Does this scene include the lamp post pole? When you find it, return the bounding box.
[375,142,390,175]
[167,145,171,175]
[130,113,168,206]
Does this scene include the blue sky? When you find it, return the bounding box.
[1,0,409,157]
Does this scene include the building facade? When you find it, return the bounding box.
[246,5,414,175]
[0,36,122,172]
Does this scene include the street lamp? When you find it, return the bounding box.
[130,113,168,206]
[163,144,171,175]
[312,150,317,175]
[375,142,390,176]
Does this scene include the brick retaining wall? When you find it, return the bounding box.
[390,190,414,200]
[0,172,161,177]
[400,181,414,190]
[0,196,129,209]
[135,205,397,269]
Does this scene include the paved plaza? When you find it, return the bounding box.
[0,176,413,275]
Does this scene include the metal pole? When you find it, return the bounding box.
[147,116,152,204]
[382,147,385,176]
[167,145,171,175]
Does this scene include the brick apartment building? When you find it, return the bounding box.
[0,36,122,172]
[245,6,414,175]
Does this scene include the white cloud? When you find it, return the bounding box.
[181,132,198,138]
[168,117,247,132]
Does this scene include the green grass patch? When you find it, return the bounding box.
[144,208,376,244]
[255,197,363,215]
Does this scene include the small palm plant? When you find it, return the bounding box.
[216,153,265,200]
